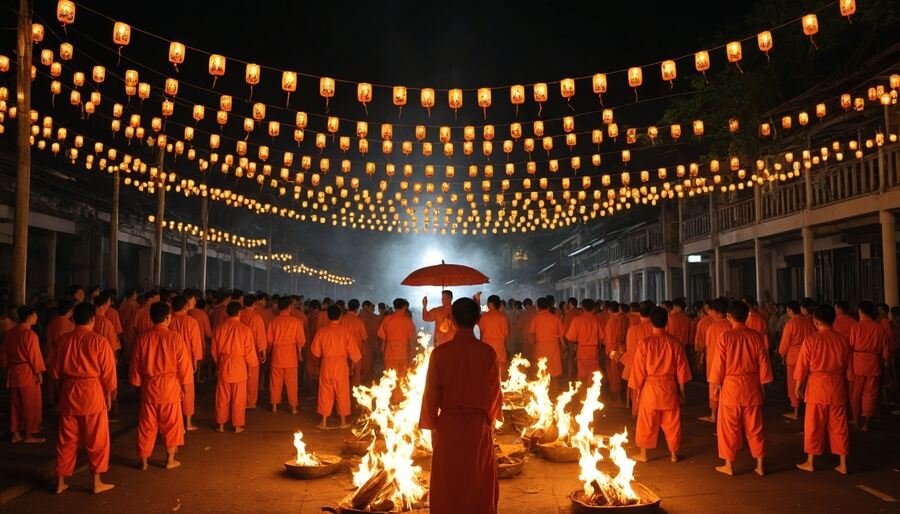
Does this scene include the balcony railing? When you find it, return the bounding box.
[811,153,879,207]
[761,180,805,220]
[682,213,710,241]
[885,145,900,189]
[717,197,755,232]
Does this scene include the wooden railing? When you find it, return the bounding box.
[885,144,900,189]
[811,154,879,207]
[682,213,710,241]
[717,197,755,232]
[761,180,805,220]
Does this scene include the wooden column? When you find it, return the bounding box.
[881,210,898,306]
[108,169,120,291]
[47,230,56,299]
[199,175,208,291]
[10,0,33,305]
[151,147,165,287]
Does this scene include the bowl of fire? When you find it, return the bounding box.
[497,456,525,479]
[284,454,344,479]
[343,436,375,456]
[569,483,661,513]
[537,442,580,463]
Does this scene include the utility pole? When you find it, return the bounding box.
[151,146,165,287]
[199,174,208,291]
[10,0,32,305]
[108,168,120,291]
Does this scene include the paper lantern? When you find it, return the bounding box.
[799,112,809,126]
[168,42,185,70]
[566,133,577,149]
[208,54,226,87]
[816,103,826,119]
[216,110,228,126]
[477,87,492,118]
[560,78,575,102]
[533,120,544,137]
[245,63,260,98]
[757,31,773,60]
[295,111,308,128]
[695,50,710,80]
[319,77,335,109]
[0,56,8,73]
[439,126,451,143]
[510,85,525,113]
[627,67,642,100]
[357,83,372,113]
[464,125,476,141]
[358,139,369,153]
[48,61,61,78]
[542,136,553,154]
[161,100,174,117]
[92,65,106,84]
[533,83,548,115]
[40,49,53,67]
[608,123,619,140]
[482,141,493,157]
[660,60,677,87]
[123,69,138,88]
[382,140,393,155]
[113,21,131,49]
[726,41,743,72]
[730,156,740,171]
[626,128,637,144]
[138,82,150,101]
[483,125,495,141]
[647,126,658,141]
[510,122,522,139]
[693,120,704,136]
[422,142,432,156]
[802,14,819,39]
[839,0,856,19]
[50,80,61,97]
[523,138,535,153]
[57,1,75,25]
[381,123,393,140]
[591,129,602,145]
[448,88,463,117]
[759,123,771,137]
[728,117,740,133]
[253,103,266,121]
[592,73,607,103]
[164,78,178,97]
[415,125,426,141]
[419,87,433,115]
[59,42,73,61]
[781,116,792,130]
[32,23,44,43]
[670,124,682,140]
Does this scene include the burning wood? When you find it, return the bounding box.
[284,431,343,479]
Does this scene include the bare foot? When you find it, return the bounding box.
[782,412,798,420]
[166,459,182,470]
[55,482,69,495]
[140,460,148,471]
[93,482,115,494]
[186,424,199,432]
[835,464,848,475]
[271,405,278,413]
[339,423,351,429]
[234,426,245,434]
[754,465,765,476]
[10,434,23,444]
[796,462,814,472]
[698,416,715,423]
[715,464,733,476]
[216,424,225,433]
[24,436,46,443]
[315,422,327,430]
[670,453,680,463]
[291,407,299,415]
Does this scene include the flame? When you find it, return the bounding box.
[501,353,531,398]
[292,431,320,466]
[522,358,554,434]
[554,381,581,444]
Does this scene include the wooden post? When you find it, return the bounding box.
[108,169,120,291]
[10,0,33,305]
[152,147,165,287]
[199,177,208,291]
[229,246,236,289]
[180,230,187,290]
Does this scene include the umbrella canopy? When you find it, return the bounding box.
[401,260,490,287]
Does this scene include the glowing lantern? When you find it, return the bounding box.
[439,126,451,143]
[40,49,53,67]
[316,133,327,150]
[253,103,266,121]
[483,141,493,156]
[295,111,307,128]
[542,137,553,154]
[477,87,492,118]
[693,120,704,136]
[162,100,174,117]
[464,125,476,141]
[728,117,740,133]
[760,123,771,137]
[59,42,73,61]
[401,141,412,155]
[695,50,710,79]
[168,42,185,70]
[608,123,619,140]
[357,83,372,113]
[730,156,740,171]
[533,121,544,137]
[757,31,773,60]
[415,125,426,141]
[113,22,131,58]
[138,82,150,101]
[319,77,335,109]
[92,65,106,84]
[626,128,637,144]
[799,112,809,126]
[660,60,676,87]
[383,140,393,155]
[57,1,75,25]
[208,55,226,87]
[245,63,261,98]
[592,73,607,103]
[670,124,682,140]
[566,134,577,149]
[533,83,548,115]
[627,67,642,99]
[443,142,454,157]
[726,41,743,72]
[483,125,495,141]
[563,116,575,133]
[503,140,513,155]
[781,116,792,130]
[647,126,659,142]
[32,23,45,43]
[164,78,178,97]
[184,126,194,141]
[523,138,535,154]
[0,56,7,73]
[802,14,819,48]
[816,103,826,119]
[123,69,138,88]
[448,88,463,117]
[216,110,228,126]
[591,129,602,145]
[622,150,631,163]
[49,62,61,78]
[50,80,61,98]
[417,87,433,115]
[510,85,525,114]
[560,78,575,104]
[422,142,432,156]
[840,0,856,19]
[269,121,281,138]
[381,123,393,140]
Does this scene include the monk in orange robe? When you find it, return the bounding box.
[92,294,120,353]
[129,303,192,471]
[529,297,565,380]
[267,296,306,413]
[420,297,502,514]
[795,305,852,474]
[312,305,361,428]
[515,299,537,362]
[238,294,267,408]
[740,297,771,349]
[378,299,417,373]
[710,301,773,476]
[211,302,259,433]
[478,295,510,374]
[45,300,76,406]
[118,290,140,358]
[169,295,203,431]
[187,293,213,382]
[699,298,732,423]
[833,301,858,339]
[1,307,46,443]
[209,293,230,329]
[848,301,891,431]
[53,303,116,494]
[565,298,603,380]
[693,301,713,373]
[626,302,641,327]
[358,300,381,384]
[423,290,457,346]
[0,302,16,338]
[104,299,123,346]
[622,302,655,416]
[777,301,816,420]
[667,298,695,348]
[341,299,369,388]
[603,301,629,405]
[132,291,160,341]
[631,307,691,463]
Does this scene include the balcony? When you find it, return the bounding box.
[682,212,709,241]
[716,197,755,231]
[761,180,805,220]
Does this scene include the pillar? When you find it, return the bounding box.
[229,246,236,289]
[881,210,898,306]
[249,260,255,291]
[47,231,57,299]
[199,182,208,292]
[714,246,722,297]
[151,147,166,287]
[802,226,814,298]
[179,231,187,290]
[108,169,119,292]
[770,249,780,304]
[682,255,690,301]
[629,272,636,303]
[10,0,33,305]
[664,267,675,302]
[641,268,649,302]
[754,238,764,303]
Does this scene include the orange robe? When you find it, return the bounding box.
[419,328,502,514]
[267,312,306,408]
[53,327,117,477]
[210,303,229,329]
[118,299,139,356]
[45,315,75,369]
[1,325,45,434]
[746,311,771,349]
[627,312,641,327]
[703,318,733,410]
[529,311,564,377]
[794,328,852,456]
[848,318,890,419]
[169,312,203,417]
[777,315,816,408]
[709,325,773,461]
[833,314,858,340]
[311,322,361,417]
[340,312,369,387]
[423,305,456,346]
[565,311,602,379]
[630,329,691,452]
[129,326,191,457]
[239,308,267,407]
[694,315,712,353]
[666,311,694,347]
[210,318,259,427]
[132,305,154,338]
[93,311,120,352]
[378,312,416,373]
[105,308,123,337]
[514,307,537,361]
[359,311,381,383]
[623,319,653,382]
[478,309,510,368]
[188,308,213,341]
[603,313,629,394]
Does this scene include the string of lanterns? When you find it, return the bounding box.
[254,252,292,261]
[146,216,267,248]
[281,263,354,286]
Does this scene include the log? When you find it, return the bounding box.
[350,469,388,510]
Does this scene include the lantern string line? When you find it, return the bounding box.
[27,55,892,200]
[73,0,838,92]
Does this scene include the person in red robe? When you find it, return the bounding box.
[478,295,510,376]
[378,299,417,375]
[132,290,160,341]
[129,303,192,470]
[777,301,816,420]
[53,303,116,494]
[211,302,258,433]
[565,298,603,380]
[209,293,230,330]
[848,301,891,431]
[515,299,537,362]
[623,301,654,416]
[833,301,858,339]
[341,299,369,388]
[238,294,267,408]
[423,290,457,346]
[1,307,46,443]
[186,292,213,382]
[631,307,691,463]
[169,295,203,431]
[118,290,140,359]
[795,305,852,474]
[667,298,695,349]
[420,297,502,514]
[741,296,771,349]
[710,301,773,476]
[699,298,732,423]
[529,297,565,382]
[603,301,629,405]
[311,305,361,429]
[267,296,306,413]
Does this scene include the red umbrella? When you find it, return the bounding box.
[401,260,490,287]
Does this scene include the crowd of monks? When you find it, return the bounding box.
[0,284,898,499]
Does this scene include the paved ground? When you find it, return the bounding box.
[2,377,900,513]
